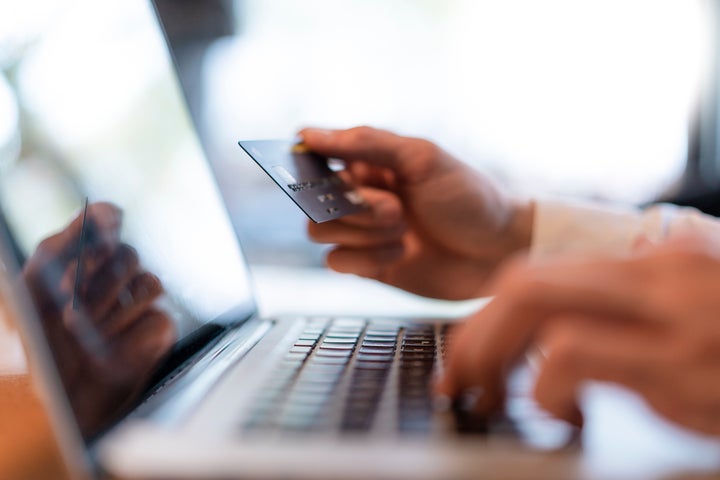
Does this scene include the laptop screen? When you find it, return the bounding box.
[0,0,255,439]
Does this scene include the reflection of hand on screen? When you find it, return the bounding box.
[22,202,176,437]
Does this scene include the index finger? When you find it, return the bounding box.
[436,255,659,407]
[299,126,453,185]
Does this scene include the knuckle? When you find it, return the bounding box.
[347,125,375,144]
[35,237,53,256]
[543,325,582,369]
[405,138,441,162]
[117,244,140,267]
[33,237,58,264]
[372,195,403,225]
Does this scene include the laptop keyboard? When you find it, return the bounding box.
[242,317,447,435]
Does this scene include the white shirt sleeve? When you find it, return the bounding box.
[531,197,720,258]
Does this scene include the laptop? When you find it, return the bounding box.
[0,0,574,478]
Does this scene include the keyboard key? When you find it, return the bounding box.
[359,347,395,355]
[297,372,342,384]
[341,417,373,432]
[401,345,435,352]
[364,334,397,341]
[322,337,358,344]
[303,363,346,373]
[402,339,435,347]
[290,346,313,354]
[400,352,435,362]
[299,334,322,341]
[355,361,391,370]
[356,353,394,363]
[325,332,361,339]
[318,342,356,350]
[361,340,395,350]
[293,385,336,397]
[315,349,353,357]
[243,318,447,436]
[399,418,431,434]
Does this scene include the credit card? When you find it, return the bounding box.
[239,140,367,223]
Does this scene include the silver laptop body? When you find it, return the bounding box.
[0,0,574,478]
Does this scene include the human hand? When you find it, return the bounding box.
[300,126,533,300]
[436,236,720,436]
[23,202,176,436]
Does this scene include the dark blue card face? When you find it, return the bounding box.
[239,140,368,223]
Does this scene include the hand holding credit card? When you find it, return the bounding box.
[239,140,367,223]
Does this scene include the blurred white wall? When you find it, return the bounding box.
[204,0,709,204]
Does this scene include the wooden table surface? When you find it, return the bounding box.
[0,303,70,480]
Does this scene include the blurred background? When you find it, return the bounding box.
[1,0,718,267]
[158,0,719,266]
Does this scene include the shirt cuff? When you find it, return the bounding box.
[531,197,648,258]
